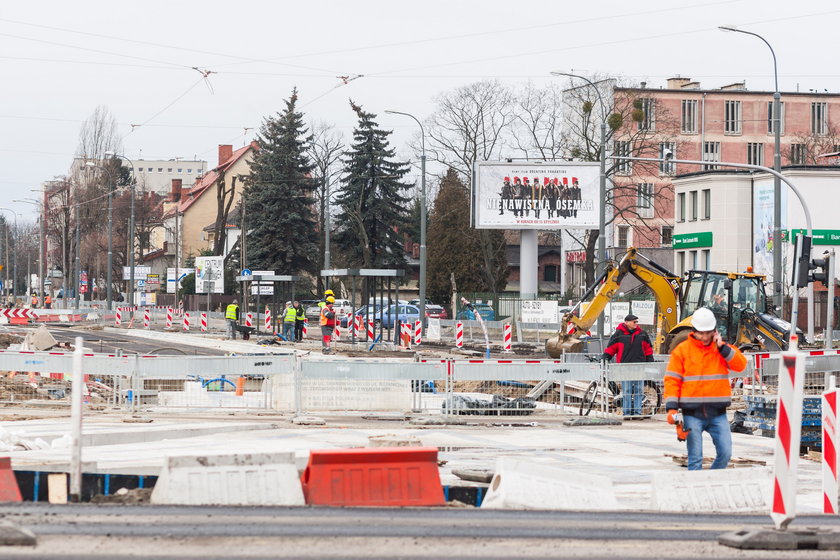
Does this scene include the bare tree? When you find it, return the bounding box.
[212,171,238,257]
[511,81,566,160]
[76,105,122,160]
[308,122,344,292]
[783,123,840,164]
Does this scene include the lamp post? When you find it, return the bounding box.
[13,197,46,305]
[719,26,783,310]
[104,152,136,307]
[385,109,427,332]
[551,71,609,340]
[0,209,19,305]
[85,162,115,309]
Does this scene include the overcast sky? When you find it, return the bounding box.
[1,0,838,221]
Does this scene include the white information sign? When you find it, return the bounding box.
[166,268,194,294]
[472,161,601,230]
[631,300,656,325]
[426,318,441,342]
[122,266,151,281]
[249,270,276,296]
[609,302,631,335]
[520,300,559,323]
[195,256,225,294]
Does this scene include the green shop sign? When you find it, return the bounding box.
[783,229,840,245]
[673,231,713,249]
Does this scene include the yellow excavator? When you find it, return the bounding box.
[545,247,794,357]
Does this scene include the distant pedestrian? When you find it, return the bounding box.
[320,296,336,354]
[665,308,747,470]
[282,301,296,342]
[225,302,239,339]
[44,294,52,309]
[602,313,654,418]
[294,301,306,341]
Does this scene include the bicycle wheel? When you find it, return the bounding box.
[579,381,599,416]
[641,382,662,416]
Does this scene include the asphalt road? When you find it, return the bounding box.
[44,327,225,356]
[0,505,837,559]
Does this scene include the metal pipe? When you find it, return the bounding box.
[69,336,83,502]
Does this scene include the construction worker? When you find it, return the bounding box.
[294,300,306,342]
[664,307,747,470]
[320,296,336,354]
[44,294,52,309]
[31,293,39,308]
[602,313,654,418]
[282,301,297,342]
[225,301,240,339]
[318,289,335,310]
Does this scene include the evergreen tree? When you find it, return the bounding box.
[333,101,412,268]
[244,89,318,274]
[427,169,508,302]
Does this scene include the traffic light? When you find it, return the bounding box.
[793,234,812,288]
[810,251,830,285]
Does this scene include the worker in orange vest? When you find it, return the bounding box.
[44,294,52,309]
[30,293,39,308]
[319,296,336,354]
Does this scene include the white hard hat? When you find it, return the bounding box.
[691,307,717,331]
[286,301,292,305]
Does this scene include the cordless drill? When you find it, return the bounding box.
[668,409,691,442]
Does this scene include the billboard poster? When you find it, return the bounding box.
[167,268,194,294]
[195,256,225,294]
[472,161,601,229]
[752,180,788,280]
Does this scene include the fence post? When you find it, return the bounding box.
[131,354,140,414]
[294,353,303,417]
[69,336,84,502]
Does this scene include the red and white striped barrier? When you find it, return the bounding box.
[302,321,308,338]
[503,323,512,352]
[183,313,190,332]
[414,320,422,345]
[166,307,173,329]
[353,315,362,339]
[823,377,839,515]
[115,308,122,327]
[245,312,252,328]
[455,321,463,348]
[264,307,271,333]
[400,322,411,348]
[1,309,35,319]
[143,308,150,329]
[334,324,340,340]
[771,335,806,530]
[367,319,374,341]
[200,312,207,332]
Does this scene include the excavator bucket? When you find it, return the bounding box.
[545,333,584,357]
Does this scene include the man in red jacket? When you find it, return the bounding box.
[602,313,654,418]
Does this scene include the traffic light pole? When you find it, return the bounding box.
[826,251,836,350]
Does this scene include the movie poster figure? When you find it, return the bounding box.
[521,177,531,217]
[512,177,523,217]
[545,178,559,218]
[531,177,543,219]
[499,176,513,216]
[571,177,581,218]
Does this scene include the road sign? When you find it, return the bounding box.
[241,269,252,277]
[146,274,160,285]
[137,280,145,288]
[0,309,35,319]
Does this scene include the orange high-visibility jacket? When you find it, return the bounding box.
[319,305,335,327]
[664,333,747,414]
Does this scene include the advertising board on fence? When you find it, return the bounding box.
[631,300,656,325]
[195,256,224,294]
[521,300,559,323]
[472,161,600,230]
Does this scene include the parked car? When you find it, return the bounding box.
[305,298,353,322]
[456,303,495,321]
[379,304,421,329]
[340,304,382,328]
[424,304,448,319]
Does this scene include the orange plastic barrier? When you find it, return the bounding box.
[301,447,445,506]
[235,377,245,396]
[0,457,22,502]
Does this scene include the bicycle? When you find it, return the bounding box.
[578,357,662,417]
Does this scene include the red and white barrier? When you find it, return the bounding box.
[400,322,411,348]
[183,313,190,332]
[503,323,512,352]
[166,307,173,329]
[823,377,839,515]
[302,321,308,338]
[353,315,362,339]
[200,312,207,333]
[771,335,806,530]
[414,320,422,345]
[265,307,272,333]
[115,308,122,327]
[143,308,150,329]
[245,312,252,328]
[333,324,341,341]
[367,319,374,341]
[455,321,463,348]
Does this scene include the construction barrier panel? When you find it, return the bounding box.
[301,447,444,507]
[823,379,839,514]
[650,468,772,513]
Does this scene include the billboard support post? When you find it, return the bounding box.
[521,230,538,298]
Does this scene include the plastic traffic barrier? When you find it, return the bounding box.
[301,447,445,506]
[823,379,838,514]
[0,457,22,502]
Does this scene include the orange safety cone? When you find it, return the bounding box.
[0,457,22,502]
[235,377,245,397]
[301,447,445,506]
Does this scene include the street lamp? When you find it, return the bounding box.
[551,71,609,340]
[85,162,115,310]
[385,109,427,332]
[0,208,18,304]
[104,152,136,307]
[13,197,45,304]
[719,25,783,309]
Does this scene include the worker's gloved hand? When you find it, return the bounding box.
[667,410,683,425]
[600,354,611,364]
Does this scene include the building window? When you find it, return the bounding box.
[690,250,698,270]
[168,168,173,172]
[637,183,654,218]
[702,188,711,220]
[703,141,720,170]
[677,192,686,222]
[767,101,785,135]
[811,102,828,135]
[747,143,764,166]
[613,141,632,175]
[659,142,676,175]
[637,98,655,131]
[662,226,673,247]
[702,249,711,270]
[178,168,183,173]
[790,143,807,164]
[158,168,163,172]
[681,99,697,133]
[689,190,698,221]
[678,251,685,275]
[724,100,742,134]
[187,169,192,173]
[543,265,558,282]
[617,225,629,248]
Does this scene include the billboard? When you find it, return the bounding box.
[195,256,225,294]
[752,179,788,280]
[472,161,601,229]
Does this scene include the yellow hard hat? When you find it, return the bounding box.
[324,289,334,296]
[326,296,335,303]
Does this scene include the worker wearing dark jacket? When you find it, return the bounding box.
[602,314,654,418]
[294,301,306,342]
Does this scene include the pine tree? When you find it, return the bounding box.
[244,89,318,275]
[427,169,508,302]
[333,101,412,268]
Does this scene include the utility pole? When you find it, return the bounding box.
[74,202,80,310]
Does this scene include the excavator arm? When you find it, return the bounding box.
[546,247,681,357]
